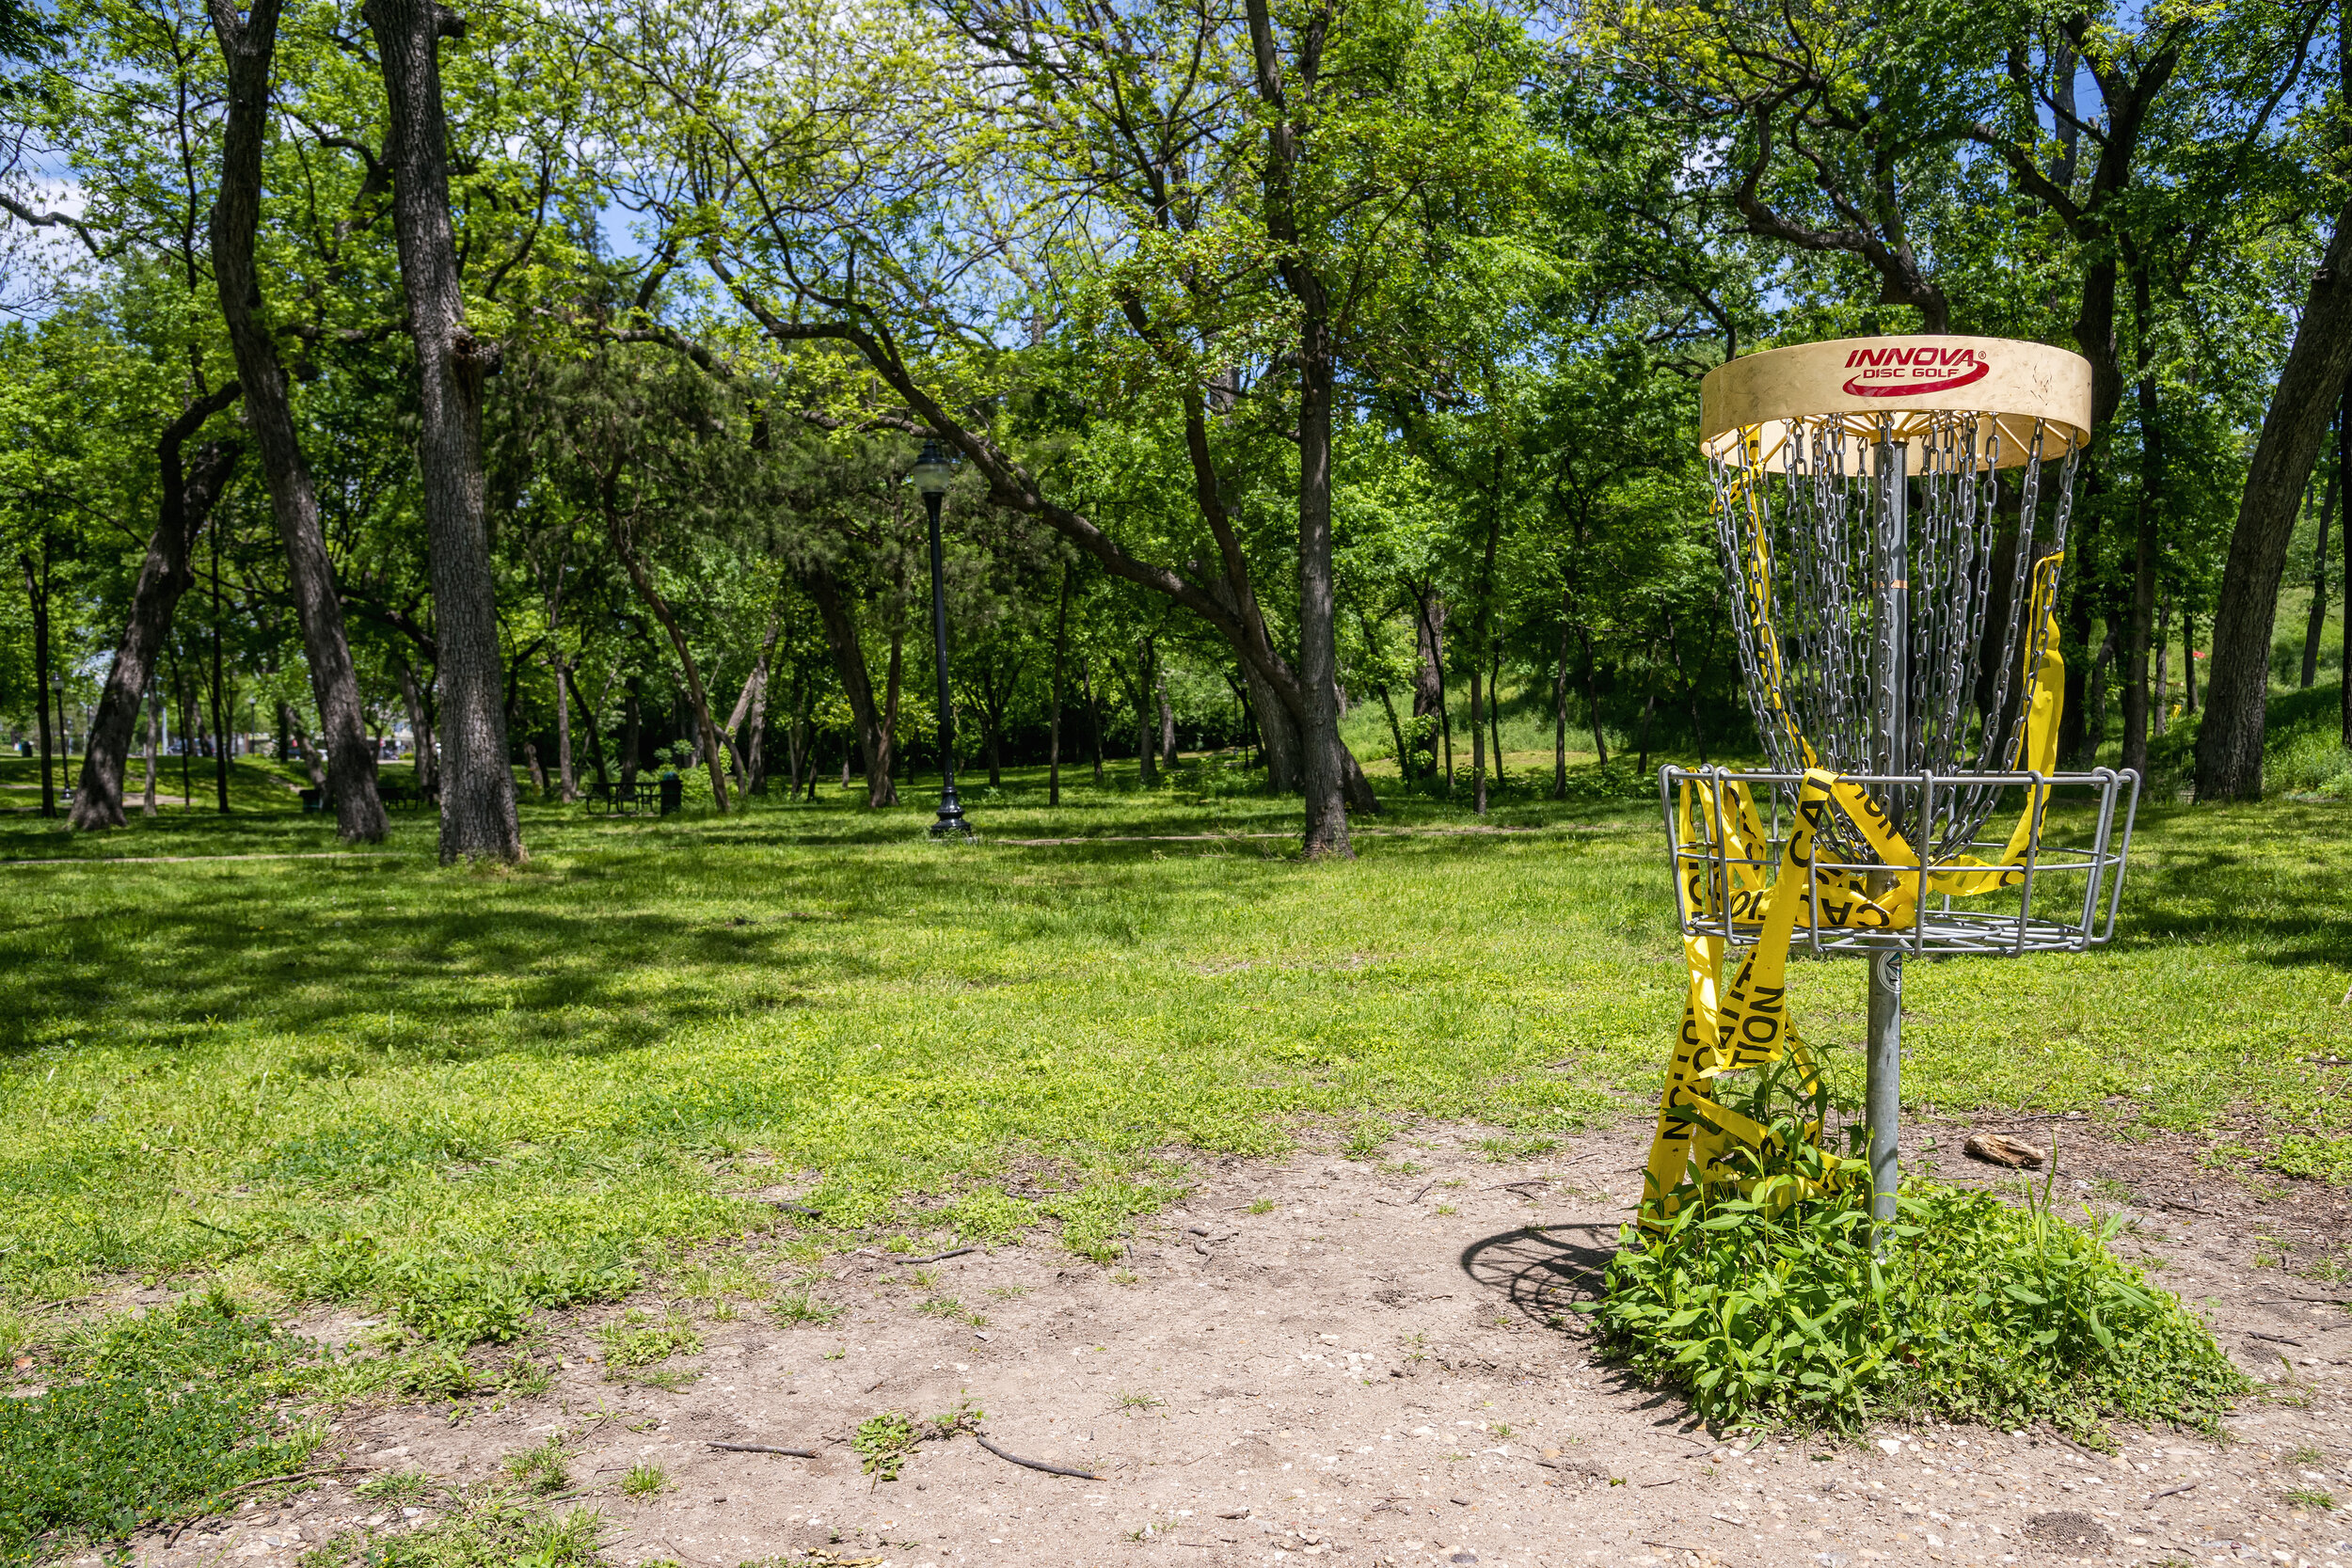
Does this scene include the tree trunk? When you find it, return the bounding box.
[2198,192,2352,800]
[72,388,243,830]
[20,547,54,816]
[210,0,386,844]
[1470,657,1487,816]
[1579,627,1608,768]
[2184,610,2198,712]
[2152,594,2171,736]
[365,0,522,860]
[143,681,161,815]
[1551,613,1570,799]
[208,523,230,813]
[609,507,731,813]
[1413,593,1446,718]
[564,662,607,793]
[1085,660,1104,784]
[551,651,576,800]
[1135,638,1158,786]
[799,559,898,806]
[1048,564,1069,806]
[1157,668,1177,768]
[282,703,325,789]
[724,593,785,787]
[1487,645,1503,785]
[2077,627,2117,768]
[622,674,643,786]
[2303,401,2339,689]
[395,653,437,796]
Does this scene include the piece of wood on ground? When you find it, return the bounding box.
[1963,1131,2047,1169]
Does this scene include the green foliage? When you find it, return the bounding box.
[0,1291,315,1563]
[619,1463,668,1500]
[299,1492,606,1568]
[595,1310,702,1370]
[850,1401,985,1483]
[850,1411,917,1481]
[1592,1174,2249,1437]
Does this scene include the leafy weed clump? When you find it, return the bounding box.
[299,1488,604,1567]
[595,1309,702,1371]
[0,1291,316,1563]
[1591,1166,2248,1438]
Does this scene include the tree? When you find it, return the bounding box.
[364,0,522,860]
[206,0,385,841]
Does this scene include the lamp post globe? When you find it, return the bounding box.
[911,438,971,838]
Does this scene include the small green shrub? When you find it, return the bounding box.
[1591,1172,2249,1437]
[0,1291,316,1562]
[595,1310,702,1370]
[852,1411,917,1481]
[620,1462,668,1499]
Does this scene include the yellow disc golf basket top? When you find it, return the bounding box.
[1647,335,2139,1232]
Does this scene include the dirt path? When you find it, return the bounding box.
[136,1120,2351,1568]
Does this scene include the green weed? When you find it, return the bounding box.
[620,1463,667,1499]
[300,1489,604,1567]
[1592,1167,2249,1437]
[2288,1488,2336,1511]
[501,1435,570,1497]
[355,1470,438,1508]
[595,1309,701,1370]
[850,1401,985,1484]
[771,1290,842,1327]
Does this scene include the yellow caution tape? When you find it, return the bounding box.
[1641,553,2069,1228]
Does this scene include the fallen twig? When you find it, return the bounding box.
[707,1442,817,1457]
[2247,1331,2305,1346]
[2038,1425,2107,1461]
[2148,1481,2197,1502]
[771,1201,825,1219]
[1409,1181,1440,1205]
[975,1432,1102,1481]
[890,1246,977,1267]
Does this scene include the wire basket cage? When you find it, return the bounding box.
[1661,763,2138,957]
[1708,410,2085,864]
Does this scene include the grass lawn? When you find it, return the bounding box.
[0,746,2346,1354]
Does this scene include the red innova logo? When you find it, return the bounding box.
[1841,344,1993,396]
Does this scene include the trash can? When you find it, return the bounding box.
[659,775,683,816]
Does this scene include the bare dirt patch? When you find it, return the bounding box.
[129,1118,2352,1568]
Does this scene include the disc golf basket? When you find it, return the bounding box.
[1645,336,2139,1233]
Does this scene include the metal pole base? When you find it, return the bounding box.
[930,786,972,838]
[1866,949,1902,1242]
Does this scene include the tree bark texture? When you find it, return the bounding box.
[2197,193,2352,800]
[72,387,244,830]
[210,0,386,843]
[800,559,898,806]
[365,0,522,860]
[2302,405,2339,689]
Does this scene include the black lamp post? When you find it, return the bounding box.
[910,438,971,838]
